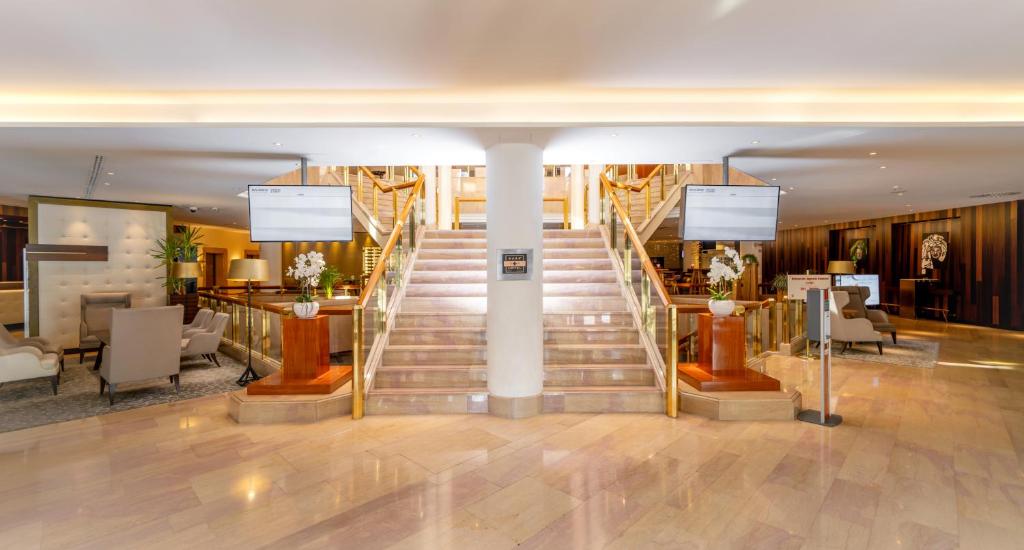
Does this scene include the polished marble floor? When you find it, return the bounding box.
[1,318,1022,549]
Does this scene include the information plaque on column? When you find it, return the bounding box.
[497,248,532,281]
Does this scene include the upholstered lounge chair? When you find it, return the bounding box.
[833,285,897,343]
[183,308,214,339]
[99,305,183,405]
[830,290,884,355]
[80,292,132,363]
[0,324,64,370]
[0,344,61,394]
[180,312,229,366]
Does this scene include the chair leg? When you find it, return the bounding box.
[60,356,65,372]
[891,332,897,344]
[876,342,884,355]
[108,383,116,405]
[50,374,59,395]
[211,354,222,368]
[171,374,180,393]
[99,377,107,396]
[79,351,85,363]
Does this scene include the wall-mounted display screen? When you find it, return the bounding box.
[680,185,780,241]
[248,185,353,242]
[836,274,880,306]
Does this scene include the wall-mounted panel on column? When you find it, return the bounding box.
[486,143,544,418]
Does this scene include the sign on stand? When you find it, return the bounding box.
[786,274,832,301]
[797,288,842,427]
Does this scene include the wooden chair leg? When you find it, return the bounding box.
[211,354,222,368]
[876,342,884,355]
[891,332,897,344]
[50,374,59,395]
[79,351,85,363]
[99,377,107,396]
[171,374,180,393]
[107,383,116,405]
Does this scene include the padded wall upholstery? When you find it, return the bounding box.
[36,203,166,348]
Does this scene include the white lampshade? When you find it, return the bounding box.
[227,258,271,282]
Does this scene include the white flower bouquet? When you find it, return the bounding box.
[707,247,745,301]
[286,251,326,303]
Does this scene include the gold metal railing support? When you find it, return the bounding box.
[352,305,364,419]
[666,304,678,418]
[454,196,570,230]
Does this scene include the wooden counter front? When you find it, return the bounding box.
[679,313,780,392]
[247,315,351,395]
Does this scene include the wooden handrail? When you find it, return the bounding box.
[603,164,665,193]
[356,166,425,307]
[358,166,418,193]
[453,196,570,230]
[600,172,673,306]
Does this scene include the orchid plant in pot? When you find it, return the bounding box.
[707,247,745,317]
[286,251,326,319]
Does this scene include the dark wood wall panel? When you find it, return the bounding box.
[762,200,1023,331]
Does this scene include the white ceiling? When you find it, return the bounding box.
[2,0,1022,91]
[0,126,1021,229]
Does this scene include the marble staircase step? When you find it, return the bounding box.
[416,248,609,260]
[409,269,617,285]
[383,344,486,365]
[544,344,647,364]
[424,229,486,239]
[389,327,487,345]
[413,258,614,272]
[543,364,655,386]
[400,296,629,314]
[404,283,622,298]
[394,312,486,328]
[374,365,487,389]
[421,238,487,249]
[542,386,664,413]
[543,326,639,344]
[366,388,489,414]
[543,312,636,327]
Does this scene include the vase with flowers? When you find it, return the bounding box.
[287,251,326,319]
[707,247,745,317]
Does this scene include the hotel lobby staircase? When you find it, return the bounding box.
[365,228,662,414]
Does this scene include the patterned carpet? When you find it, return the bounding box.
[834,335,940,368]
[0,353,245,433]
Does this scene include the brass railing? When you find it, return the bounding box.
[351,166,426,419]
[599,170,679,417]
[358,166,419,225]
[452,196,570,230]
[601,164,668,223]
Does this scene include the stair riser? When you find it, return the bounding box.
[366,393,489,414]
[543,313,636,327]
[545,347,647,364]
[383,349,486,365]
[542,391,664,413]
[401,297,628,313]
[544,368,655,387]
[414,259,612,272]
[421,239,487,250]
[389,330,487,345]
[404,283,621,298]
[417,249,608,260]
[395,314,487,328]
[542,239,604,249]
[544,330,639,345]
[410,270,617,284]
[424,230,486,239]
[374,369,487,389]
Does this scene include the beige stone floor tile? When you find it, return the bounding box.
[386,509,518,550]
[465,476,580,543]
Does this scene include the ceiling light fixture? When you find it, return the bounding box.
[788,186,795,191]
[880,165,887,169]
[102,182,110,186]
[610,133,618,137]
[106,171,115,176]
[771,178,777,181]
[752,140,760,144]
[272,142,282,147]
[411,133,421,138]
[869,152,878,156]
[779,190,787,195]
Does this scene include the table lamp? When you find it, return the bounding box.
[228,258,271,386]
[826,260,855,285]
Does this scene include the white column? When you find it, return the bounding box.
[437,165,453,230]
[587,164,602,226]
[259,243,282,286]
[421,166,437,228]
[569,164,585,229]
[486,143,544,418]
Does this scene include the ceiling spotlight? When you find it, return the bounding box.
[106,171,115,176]
[788,186,795,191]
[272,142,283,147]
[897,192,905,196]
[869,152,878,156]
[211,207,219,212]
[892,185,900,189]
[771,178,777,181]
[779,190,787,195]
[102,182,110,186]
[904,204,912,207]
[610,133,618,137]
[880,165,887,169]
[752,140,760,144]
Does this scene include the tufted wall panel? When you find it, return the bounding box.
[35,204,167,349]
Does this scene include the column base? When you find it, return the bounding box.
[488,393,543,419]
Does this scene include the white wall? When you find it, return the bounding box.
[35,203,166,348]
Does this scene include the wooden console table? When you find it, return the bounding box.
[678,313,781,392]
[247,315,351,395]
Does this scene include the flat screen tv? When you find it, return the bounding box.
[248,185,353,242]
[680,185,780,241]
[835,274,880,306]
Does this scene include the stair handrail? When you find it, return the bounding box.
[352,166,425,420]
[357,166,419,226]
[602,164,665,223]
[600,167,679,417]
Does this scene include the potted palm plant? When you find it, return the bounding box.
[150,226,204,322]
[320,265,341,299]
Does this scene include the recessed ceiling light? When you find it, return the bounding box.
[904,204,912,207]
[272,142,282,147]
[236,191,248,198]
[869,152,878,156]
[102,182,110,186]
[752,140,760,144]
[892,185,900,189]
[880,166,887,169]
[788,186,795,191]
[897,192,904,196]
[779,190,787,195]
[771,178,777,181]
[211,207,219,212]
[610,133,618,137]
[106,171,115,176]
[411,133,421,138]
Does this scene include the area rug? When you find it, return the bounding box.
[834,336,940,368]
[0,353,244,433]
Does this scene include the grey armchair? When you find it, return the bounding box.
[830,291,884,355]
[80,292,132,363]
[99,305,183,405]
[183,308,214,339]
[180,312,229,366]
[833,285,896,343]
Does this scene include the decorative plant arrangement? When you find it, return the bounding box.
[706,247,745,316]
[320,265,340,299]
[150,226,204,296]
[287,251,326,318]
[771,272,789,300]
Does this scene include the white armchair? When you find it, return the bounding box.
[183,308,214,339]
[0,345,61,395]
[181,312,229,367]
[830,290,884,355]
[100,305,184,405]
[0,324,64,370]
